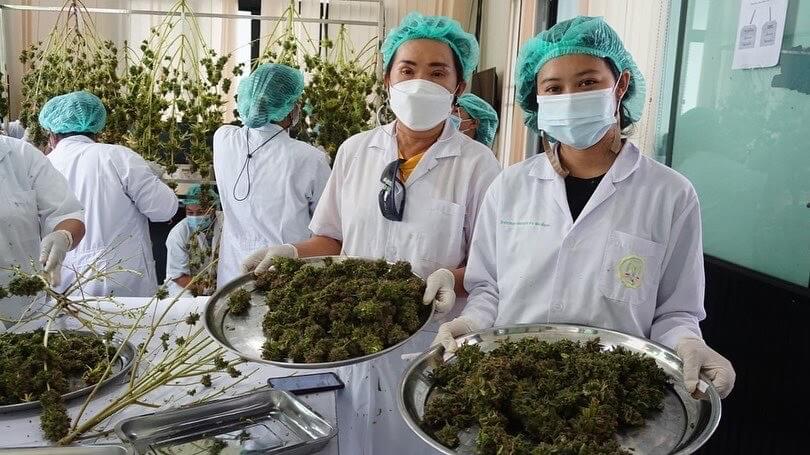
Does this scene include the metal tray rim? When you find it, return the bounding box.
[203,255,435,369]
[398,323,722,455]
[0,330,136,414]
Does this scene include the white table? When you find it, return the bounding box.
[0,297,340,454]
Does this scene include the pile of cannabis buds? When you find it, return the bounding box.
[0,330,112,441]
[227,257,429,363]
[422,338,670,455]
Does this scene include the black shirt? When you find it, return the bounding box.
[565,174,605,221]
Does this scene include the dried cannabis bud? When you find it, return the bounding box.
[185,312,200,326]
[422,338,670,455]
[200,374,212,388]
[0,330,110,407]
[258,257,428,363]
[227,288,251,316]
[40,389,71,442]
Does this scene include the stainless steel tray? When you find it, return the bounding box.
[203,255,433,369]
[399,324,722,455]
[0,445,132,454]
[0,331,136,414]
[114,388,336,455]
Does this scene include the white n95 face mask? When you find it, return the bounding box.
[537,82,619,150]
[389,79,454,131]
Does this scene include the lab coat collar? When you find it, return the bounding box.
[367,119,460,160]
[529,141,641,183]
[61,135,96,144]
[250,123,286,136]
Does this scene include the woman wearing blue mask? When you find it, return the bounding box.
[434,17,736,400]
[164,184,222,297]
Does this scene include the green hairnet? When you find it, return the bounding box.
[382,13,480,82]
[185,184,220,209]
[457,93,498,147]
[38,91,107,134]
[515,16,646,133]
[237,63,304,128]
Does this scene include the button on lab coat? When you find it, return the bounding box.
[213,123,331,286]
[0,137,84,327]
[309,120,501,455]
[47,136,178,297]
[463,142,705,349]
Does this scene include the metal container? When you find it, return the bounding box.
[399,324,722,455]
[0,331,136,414]
[114,388,335,455]
[203,256,433,369]
[0,445,132,455]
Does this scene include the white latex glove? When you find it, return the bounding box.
[676,337,736,399]
[423,268,456,314]
[241,244,298,274]
[431,316,480,355]
[145,160,166,178]
[39,230,73,287]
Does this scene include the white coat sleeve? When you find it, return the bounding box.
[112,148,178,222]
[308,145,347,242]
[25,141,84,235]
[649,193,706,348]
[460,175,503,329]
[165,221,191,282]
[307,153,332,216]
[463,153,502,260]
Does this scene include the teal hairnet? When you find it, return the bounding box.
[515,16,646,133]
[185,184,220,209]
[237,63,304,128]
[38,91,107,134]
[382,13,480,81]
[457,93,498,147]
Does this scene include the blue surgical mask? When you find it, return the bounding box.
[449,114,462,130]
[536,79,620,150]
[186,215,212,231]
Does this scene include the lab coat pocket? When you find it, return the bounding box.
[599,231,666,306]
[418,199,465,264]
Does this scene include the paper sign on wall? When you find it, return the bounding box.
[732,0,789,69]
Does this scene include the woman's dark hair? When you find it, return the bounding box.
[54,132,97,141]
[385,45,465,86]
[604,58,634,133]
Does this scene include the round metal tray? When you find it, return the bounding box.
[203,256,434,369]
[399,324,721,455]
[0,330,136,414]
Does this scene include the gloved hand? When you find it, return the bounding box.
[145,160,166,178]
[241,244,298,274]
[39,230,73,287]
[676,337,736,399]
[423,268,456,314]
[431,316,480,355]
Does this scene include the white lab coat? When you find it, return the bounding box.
[213,123,331,286]
[309,120,501,455]
[462,142,705,349]
[164,212,223,297]
[0,137,84,328]
[47,136,178,297]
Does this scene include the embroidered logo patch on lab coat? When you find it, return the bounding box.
[616,255,644,289]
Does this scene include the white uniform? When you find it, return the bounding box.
[213,124,331,286]
[165,212,223,297]
[0,137,84,327]
[2,120,26,139]
[462,142,705,349]
[309,121,501,455]
[47,136,178,297]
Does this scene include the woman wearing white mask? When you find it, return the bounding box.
[434,17,736,400]
[214,63,331,286]
[243,13,501,454]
